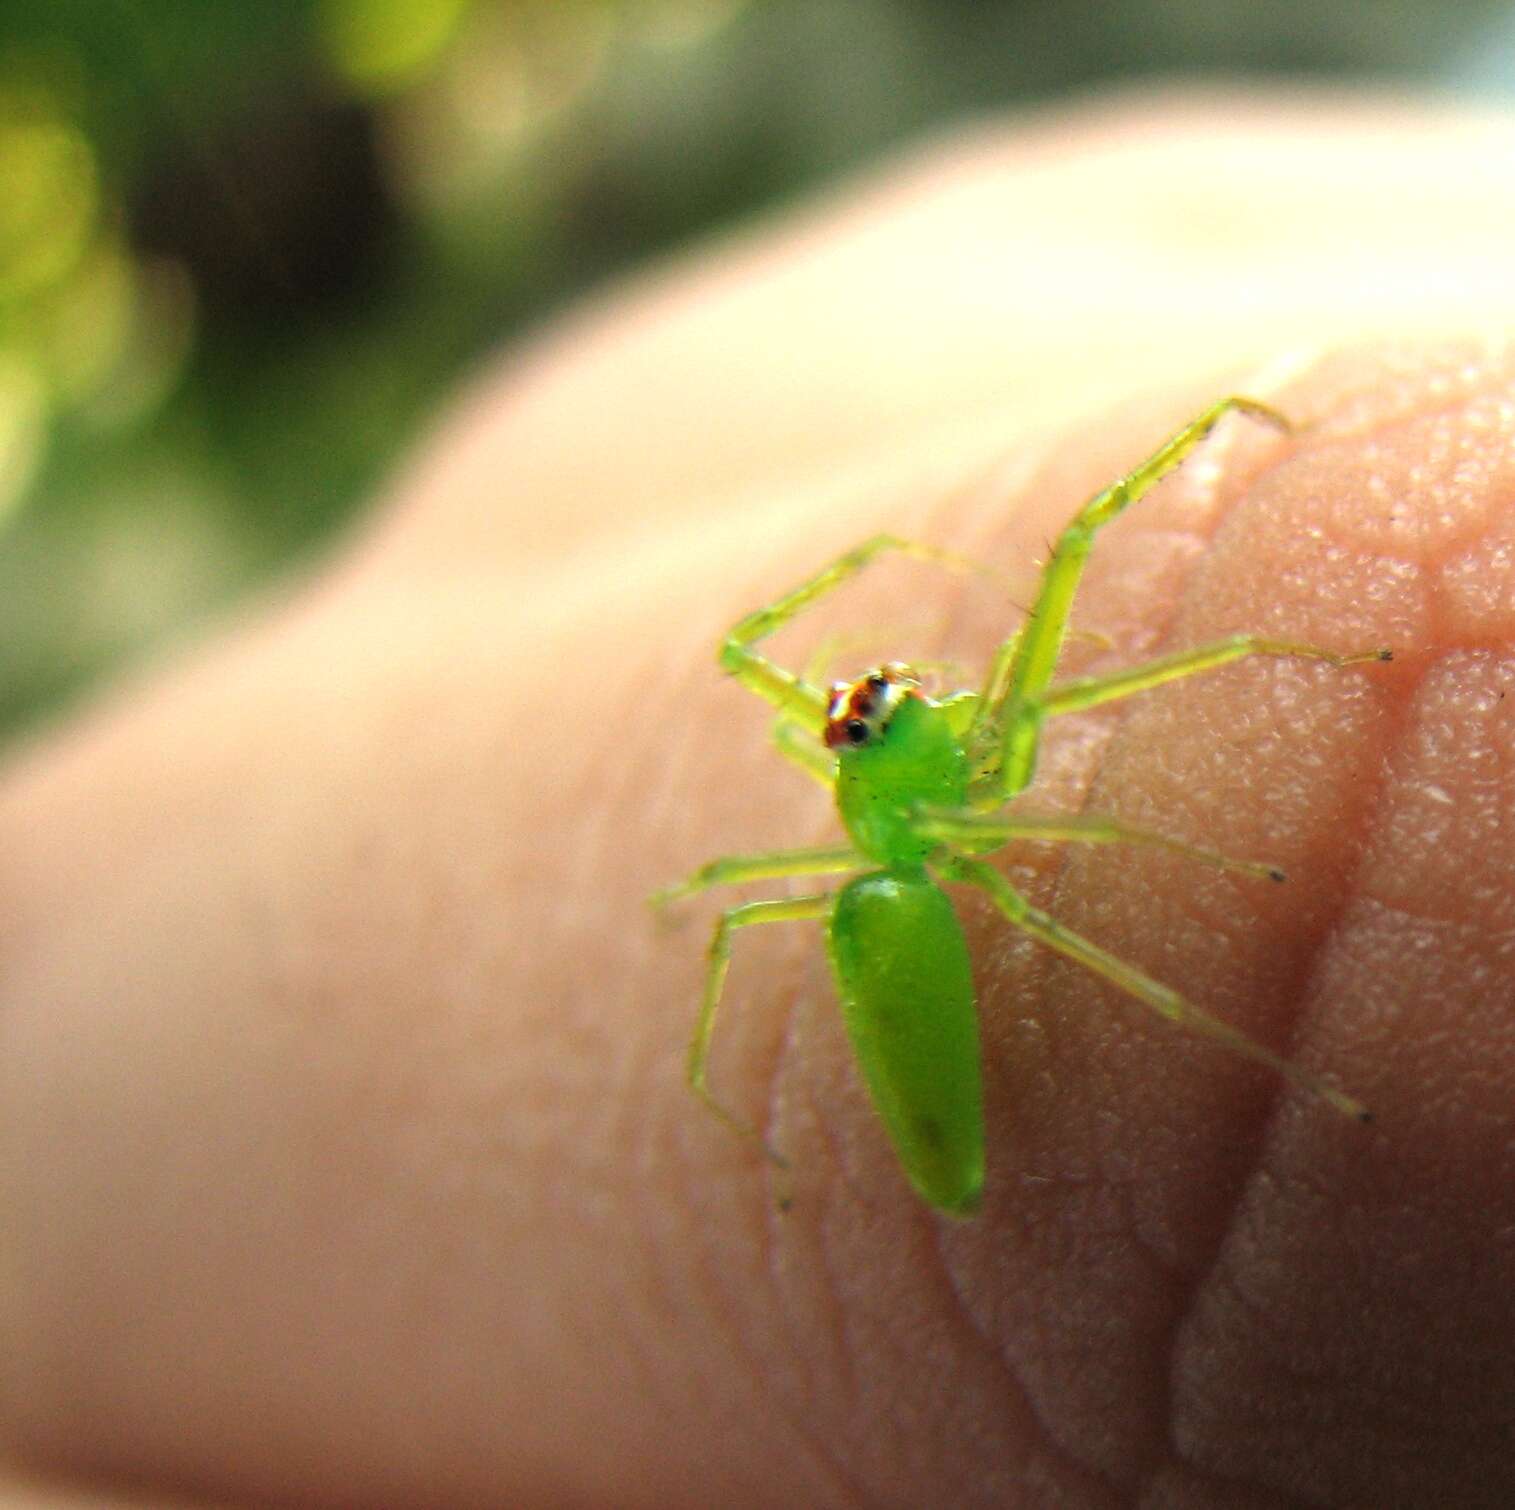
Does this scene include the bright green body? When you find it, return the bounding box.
[826,684,984,1211]
[657,397,1385,1217]
[835,694,970,862]
[829,870,983,1214]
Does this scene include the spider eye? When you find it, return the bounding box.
[866,673,888,692]
[845,718,869,745]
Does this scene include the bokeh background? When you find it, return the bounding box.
[2,0,1511,743]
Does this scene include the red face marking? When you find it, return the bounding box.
[823,664,918,749]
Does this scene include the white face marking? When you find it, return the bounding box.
[824,663,920,749]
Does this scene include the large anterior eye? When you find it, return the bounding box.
[825,665,918,749]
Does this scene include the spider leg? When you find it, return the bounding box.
[771,715,836,788]
[915,807,1284,882]
[969,396,1292,794]
[937,850,1369,1121]
[719,534,997,732]
[686,892,835,1169]
[652,844,862,908]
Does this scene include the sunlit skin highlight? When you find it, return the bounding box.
[654,397,1393,1217]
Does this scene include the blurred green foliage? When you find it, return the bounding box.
[0,0,1503,739]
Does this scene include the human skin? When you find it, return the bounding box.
[4,89,1515,1508]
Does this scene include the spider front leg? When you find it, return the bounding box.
[718,533,997,730]
[969,396,1291,796]
[772,715,836,787]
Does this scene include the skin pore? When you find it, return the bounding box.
[4,91,1515,1508]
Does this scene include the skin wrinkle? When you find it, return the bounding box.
[1355,840,1503,937]
[1162,1261,1365,1510]
[925,1210,1119,1507]
[1011,410,1324,1490]
[823,1219,947,1499]
[771,1180,916,1506]
[970,899,1193,1493]
[677,904,888,1506]
[936,1230,1133,1508]
[1161,392,1515,1503]
[760,927,824,1221]
[919,1265,1108,1507]
[760,1247,875,1510]
[665,1210,793,1503]
[794,1116,871,1432]
[1141,1462,1323,1510]
[749,1320,876,1510]
[1169,1253,1445,1505]
[751,1015,896,1510]
[677,1105,797,1480]
[1143,450,1411,1500]
[916,382,1421,1496]
[781,1108,957,1496]
[593,1007,718,1476]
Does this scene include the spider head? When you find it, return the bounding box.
[823,662,920,750]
